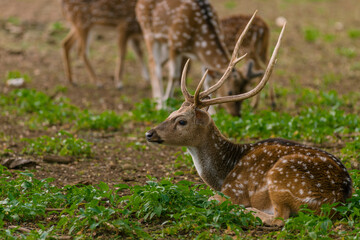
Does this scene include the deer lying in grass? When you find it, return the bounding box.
[61,0,149,88]
[220,14,275,110]
[146,22,353,226]
[136,0,261,112]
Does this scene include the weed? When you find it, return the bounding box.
[22,130,92,157]
[6,16,21,26]
[303,27,320,43]
[323,33,336,42]
[224,0,237,9]
[76,110,124,130]
[348,29,360,39]
[5,70,31,83]
[123,179,260,237]
[337,47,357,58]
[50,21,66,32]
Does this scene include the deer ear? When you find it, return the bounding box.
[195,109,210,126]
[245,60,264,81]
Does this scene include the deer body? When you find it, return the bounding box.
[221,15,269,69]
[146,18,353,226]
[136,0,248,111]
[148,107,352,225]
[61,0,149,88]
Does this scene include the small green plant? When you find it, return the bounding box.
[337,47,357,58]
[22,131,92,157]
[5,70,30,82]
[341,137,360,166]
[303,27,320,43]
[323,72,341,86]
[224,0,237,9]
[323,33,336,42]
[348,29,360,39]
[174,148,194,170]
[6,16,21,26]
[123,179,260,237]
[50,21,66,32]
[76,110,124,130]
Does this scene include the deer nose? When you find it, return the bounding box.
[146,129,154,139]
[146,129,163,143]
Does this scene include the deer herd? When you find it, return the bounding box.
[61,0,353,227]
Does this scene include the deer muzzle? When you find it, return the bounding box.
[145,129,164,144]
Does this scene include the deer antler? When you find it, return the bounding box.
[180,11,286,109]
[195,22,285,108]
[180,11,258,105]
[197,10,258,100]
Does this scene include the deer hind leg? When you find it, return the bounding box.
[143,37,165,109]
[164,53,182,100]
[77,28,99,87]
[114,24,129,89]
[61,29,77,84]
[129,37,150,82]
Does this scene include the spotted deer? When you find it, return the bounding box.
[61,0,149,88]
[220,14,275,110]
[146,23,353,226]
[136,0,260,112]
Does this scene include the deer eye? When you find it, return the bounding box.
[178,120,187,126]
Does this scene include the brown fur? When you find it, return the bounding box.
[61,0,148,88]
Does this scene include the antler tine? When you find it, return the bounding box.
[199,10,258,99]
[198,22,286,108]
[194,69,208,107]
[180,59,193,102]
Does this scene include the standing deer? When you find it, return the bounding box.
[146,23,353,226]
[220,14,275,109]
[136,0,260,113]
[61,0,149,88]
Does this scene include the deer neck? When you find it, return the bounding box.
[187,125,248,191]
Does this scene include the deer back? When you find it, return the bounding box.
[61,0,141,35]
[221,14,270,68]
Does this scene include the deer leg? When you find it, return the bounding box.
[144,37,165,109]
[115,25,128,90]
[268,82,277,110]
[61,29,77,85]
[164,54,182,100]
[78,28,100,87]
[244,207,284,226]
[208,194,228,204]
[129,37,150,82]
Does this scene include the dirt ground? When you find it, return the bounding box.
[0,0,359,192]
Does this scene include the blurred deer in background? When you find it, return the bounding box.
[61,0,149,88]
[136,0,261,113]
[220,14,276,109]
[146,23,353,226]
